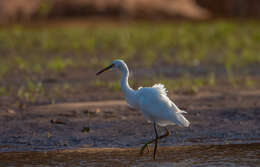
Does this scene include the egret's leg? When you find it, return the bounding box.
[162,127,170,138]
[140,126,170,156]
[146,144,150,153]
[153,123,158,160]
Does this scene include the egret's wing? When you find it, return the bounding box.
[138,86,190,127]
[138,87,173,123]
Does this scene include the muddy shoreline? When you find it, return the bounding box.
[0,89,259,152]
[0,143,259,166]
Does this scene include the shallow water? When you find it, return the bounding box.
[0,143,259,167]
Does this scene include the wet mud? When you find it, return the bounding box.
[0,143,259,166]
[0,89,259,166]
[0,89,259,151]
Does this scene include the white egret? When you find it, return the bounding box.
[96,60,190,159]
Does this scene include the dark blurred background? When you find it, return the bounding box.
[0,0,260,106]
[1,0,260,23]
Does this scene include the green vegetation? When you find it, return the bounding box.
[0,20,259,104]
[17,80,44,102]
[0,21,260,76]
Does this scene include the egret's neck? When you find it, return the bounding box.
[120,65,132,94]
[120,65,138,108]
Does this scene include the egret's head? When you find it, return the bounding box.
[96,59,126,75]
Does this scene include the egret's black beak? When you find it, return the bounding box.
[96,64,114,75]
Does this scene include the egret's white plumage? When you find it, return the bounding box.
[97,59,190,128]
[138,84,190,127]
[96,59,190,159]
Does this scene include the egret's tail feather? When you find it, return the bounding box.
[177,109,187,114]
[175,111,190,127]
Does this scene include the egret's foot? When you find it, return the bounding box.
[140,145,146,155]
[140,128,170,156]
[146,143,150,153]
[140,141,153,155]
